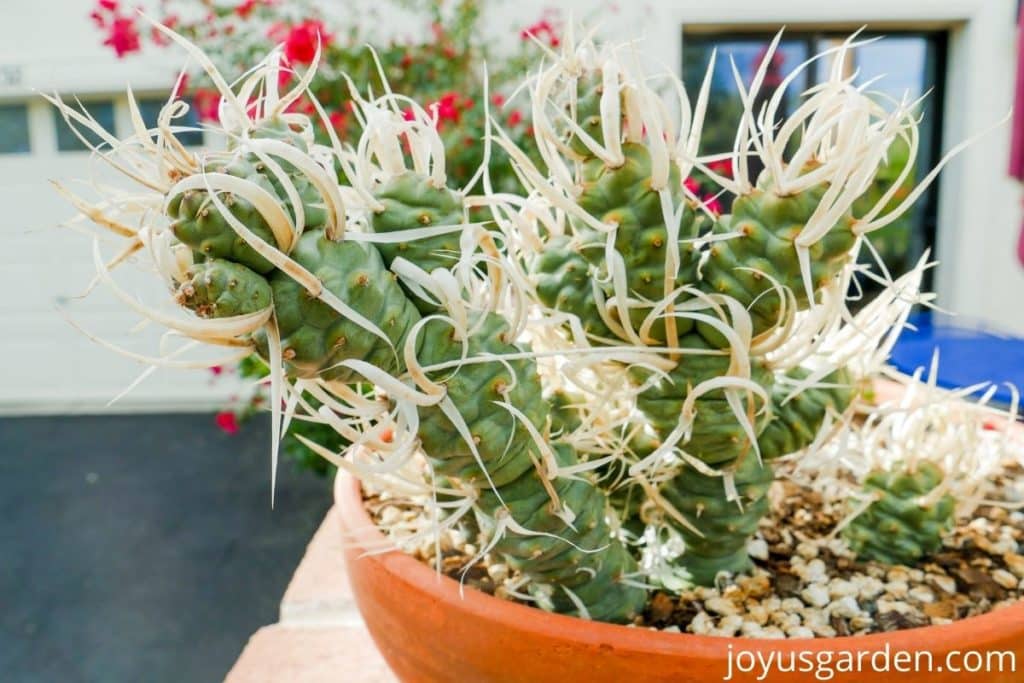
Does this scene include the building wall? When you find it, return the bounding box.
[0,0,1019,413]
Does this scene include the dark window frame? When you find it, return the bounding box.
[681,27,949,291]
[0,102,32,155]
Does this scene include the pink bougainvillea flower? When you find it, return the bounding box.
[683,177,701,195]
[150,15,178,47]
[215,411,239,435]
[491,93,506,107]
[209,365,224,376]
[192,88,221,122]
[103,16,141,58]
[98,0,118,10]
[89,10,106,28]
[520,18,560,47]
[507,110,523,127]
[329,110,347,133]
[702,194,723,215]
[281,20,332,65]
[235,0,258,18]
[434,92,462,126]
[708,158,734,178]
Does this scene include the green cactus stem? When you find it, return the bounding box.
[758,367,858,461]
[661,454,773,586]
[843,461,955,566]
[698,179,858,342]
[175,259,272,318]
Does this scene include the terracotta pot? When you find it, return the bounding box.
[335,474,1024,683]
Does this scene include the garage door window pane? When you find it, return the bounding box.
[137,96,204,147]
[0,104,31,154]
[53,100,115,152]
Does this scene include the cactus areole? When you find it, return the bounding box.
[50,19,1022,659]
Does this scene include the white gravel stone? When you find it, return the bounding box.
[746,604,769,626]
[887,567,911,583]
[781,597,805,612]
[801,559,828,583]
[1004,553,1024,579]
[830,596,862,619]
[850,615,874,631]
[796,541,819,560]
[760,626,787,639]
[801,584,830,608]
[717,615,744,636]
[741,621,766,637]
[908,586,935,604]
[927,574,957,595]
[828,579,857,599]
[993,569,1019,590]
[704,596,738,616]
[747,538,769,561]
[886,580,910,599]
[689,612,714,635]
[787,626,815,638]
[856,576,885,599]
[487,563,508,583]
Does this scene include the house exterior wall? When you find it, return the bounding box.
[0,0,1018,413]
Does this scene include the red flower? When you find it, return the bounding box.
[192,88,220,122]
[98,0,118,10]
[683,177,701,195]
[209,365,224,376]
[708,158,734,178]
[235,0,258,18]
[702,194,723,215]
[400,53,413,68]
[215,411,239,435]
[329,110,347,132]
[520,19,560,48]
[150,15,178,47]
[103,16,141,58]
[507,110,523,127]
[433,92,462,126]
[171,72,189,100]
[491,93,506,107]
[280,20,332,65]
[89,10,106,28]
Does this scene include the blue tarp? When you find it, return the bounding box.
[889,312,1024,407]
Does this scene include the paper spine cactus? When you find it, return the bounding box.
[496,30,951,585]
[51,23,978,617]
[842,462,955,566]
[50,34,643,623]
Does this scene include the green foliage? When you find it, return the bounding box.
[843,462,955,566]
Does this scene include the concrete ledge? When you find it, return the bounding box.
[226,624,396,683]
[280,507,360,627]
[226,506,397,681]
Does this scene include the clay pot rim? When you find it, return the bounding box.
[335,471,1024,656]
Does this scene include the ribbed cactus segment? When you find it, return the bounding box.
[633,334,773,465]
[699,183,857,340]
[371,172,465,310]
[573,144,702,344]
[175,259,271,318]
[843,462,955,566]
[532,235,615,340]
[758,367,857,461]
[167,149,327,275]
[253,231,421,383]
[477,444,646,622]
[415,311,546,487]
[410,313,646,621]
[661,455,773,586]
